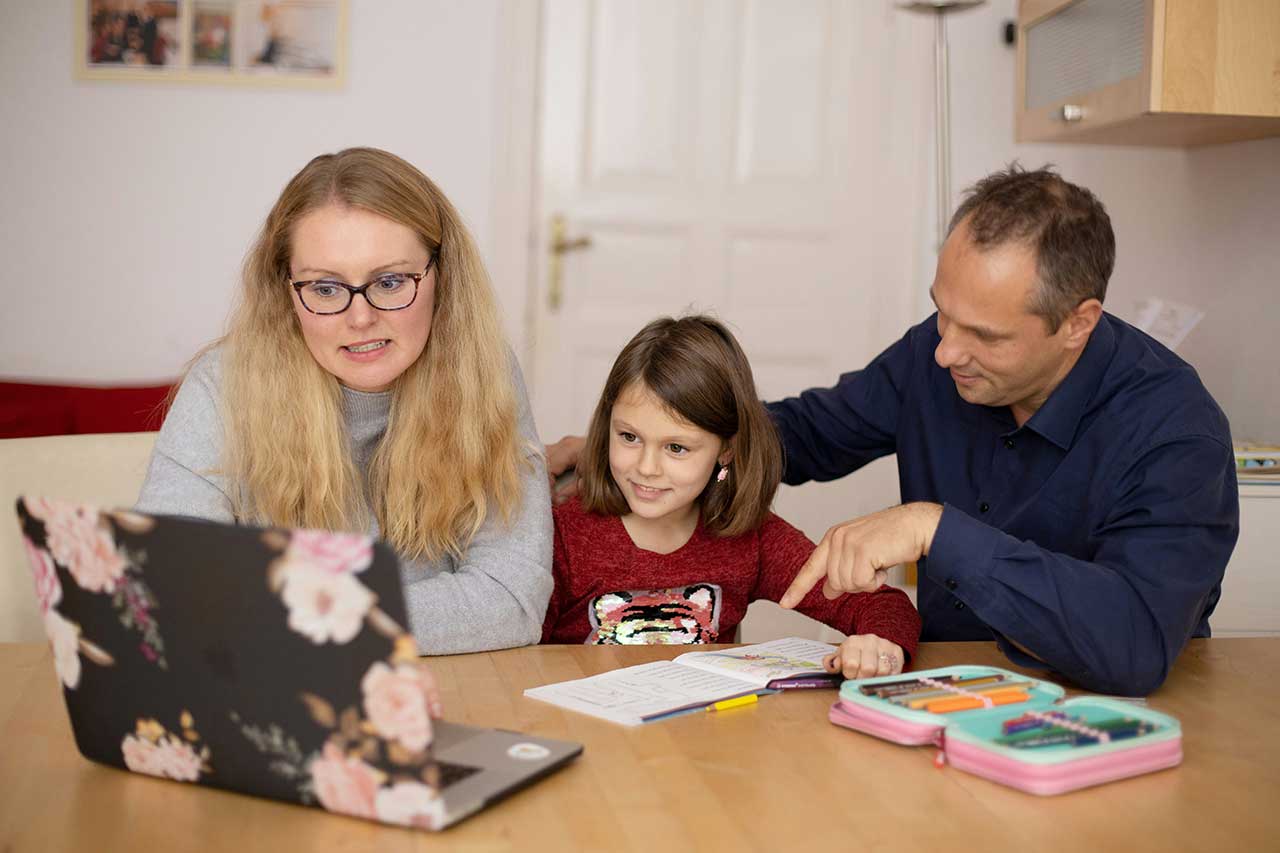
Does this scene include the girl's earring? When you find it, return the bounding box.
[716,465,729,483]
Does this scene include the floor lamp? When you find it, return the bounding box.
[899,0,985,251]
[895,1,985,591]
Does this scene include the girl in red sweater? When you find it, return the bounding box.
[541,315,921,678]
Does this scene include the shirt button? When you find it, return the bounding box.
[954,600,966,611]
[979,501,990,513]
[945,578,958,591]
[1004,437,1015,450]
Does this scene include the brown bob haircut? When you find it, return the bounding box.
[578,315,783,538]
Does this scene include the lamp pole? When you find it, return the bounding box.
[898,0,985,251]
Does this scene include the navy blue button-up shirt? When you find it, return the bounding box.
[768,313,1239,695]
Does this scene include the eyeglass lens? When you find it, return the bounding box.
[298,273,417,314]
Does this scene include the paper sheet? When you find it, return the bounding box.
[1130,298,1204,351]
[523,660,759,726]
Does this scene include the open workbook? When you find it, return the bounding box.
[523,638,839,726]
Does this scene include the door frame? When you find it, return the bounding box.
[487,0,544,378]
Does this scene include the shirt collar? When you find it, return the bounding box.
[1021,313,1116,450]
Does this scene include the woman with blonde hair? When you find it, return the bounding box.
[137,147,551,653]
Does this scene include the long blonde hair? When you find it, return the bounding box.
[220,147,524,559]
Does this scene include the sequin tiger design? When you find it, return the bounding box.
[586,583,722,644]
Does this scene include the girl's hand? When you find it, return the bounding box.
[823,635,905,680]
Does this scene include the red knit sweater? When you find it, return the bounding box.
[542,497,920,658]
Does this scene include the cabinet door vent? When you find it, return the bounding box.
[1026,0,1146,111]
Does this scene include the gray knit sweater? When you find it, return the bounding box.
[135,347,553,654]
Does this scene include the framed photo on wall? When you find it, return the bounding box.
[77,0,347,88]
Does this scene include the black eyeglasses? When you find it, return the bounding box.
[289,256,435,315]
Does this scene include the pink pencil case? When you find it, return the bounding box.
[828,665,1182,795]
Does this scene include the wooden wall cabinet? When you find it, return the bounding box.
[1017,0,1280,146]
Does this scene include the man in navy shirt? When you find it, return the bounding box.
[774,166,1237,695]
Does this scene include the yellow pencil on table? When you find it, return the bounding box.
[708,694,759,712]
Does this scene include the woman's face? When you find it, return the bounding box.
[288,203,436,393]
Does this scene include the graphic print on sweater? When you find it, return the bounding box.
[586,583,723,644]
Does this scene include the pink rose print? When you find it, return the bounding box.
[281,564,376,645]
[309,742,382,819]
[43,609,82,689]
[286,530,373,576]
[23,497,164,670]
[150,736,204,781]
[25,498,126,594]
[374,781,446,829]
[21,496,60,522]
[122,733,203,781]
[361,662,434,754]
[23,536,62,615]
[122,734,161,775]
[274,530,377,644]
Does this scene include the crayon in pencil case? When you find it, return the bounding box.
[1003,723,1156,749]
[858,673,980,697]
[898,681,1035,709]
[1017,715,1155,736]
[862,673,1008,699]
[995,717,1158,748]
[1001,710,1071,735]
[996,714,1087,740]
[860,673,1004,697]
[891,676,1010,700]
[924,689,1032,714]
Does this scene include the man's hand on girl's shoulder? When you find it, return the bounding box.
[544,435,586,504]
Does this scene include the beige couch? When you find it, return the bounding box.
[1,432,156,642]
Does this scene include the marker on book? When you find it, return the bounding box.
[708,694,759,712]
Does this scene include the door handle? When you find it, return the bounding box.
[548,214,592,312]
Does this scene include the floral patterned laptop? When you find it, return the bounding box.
[15,496,578,830]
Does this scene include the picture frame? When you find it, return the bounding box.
[76,0,347,89]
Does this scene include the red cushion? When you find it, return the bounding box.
[0,382,174,438]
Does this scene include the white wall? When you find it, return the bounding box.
[0,0,513,383]
[943,0,1280,440]
[3,0,1277,442]
[1176,140,1280,442]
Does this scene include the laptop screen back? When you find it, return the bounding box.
[16,497,449,830]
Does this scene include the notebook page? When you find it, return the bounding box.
[674,638,836,687]
[523,660,759,726]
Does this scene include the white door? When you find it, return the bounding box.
[527,0,934,637]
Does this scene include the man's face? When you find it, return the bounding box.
[930,218,1078,425]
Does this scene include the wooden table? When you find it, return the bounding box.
[2,639,1278,851]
